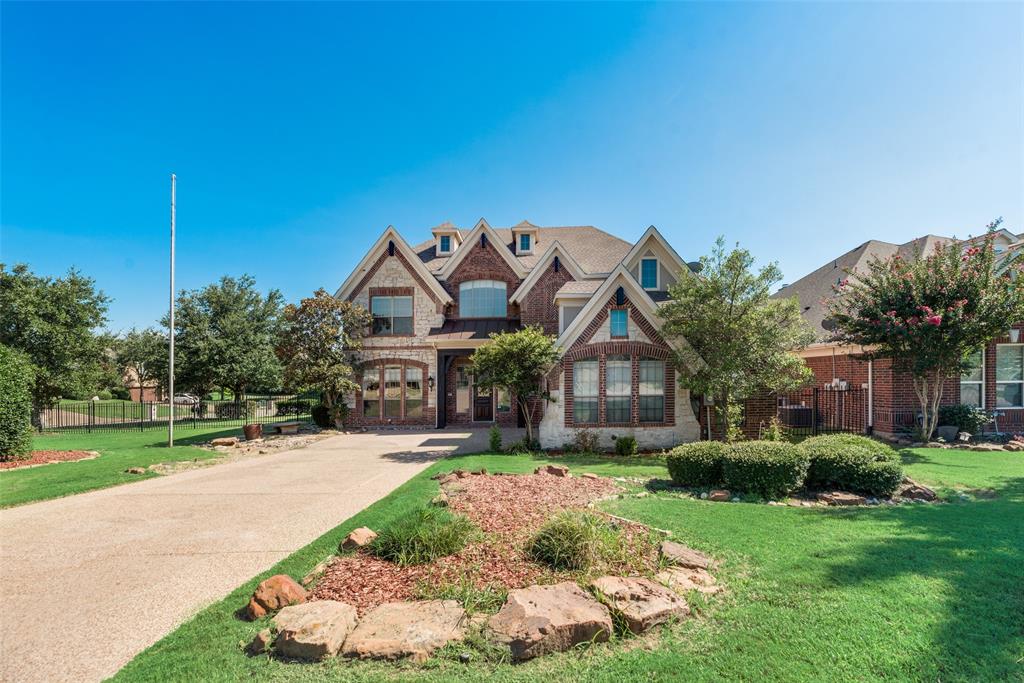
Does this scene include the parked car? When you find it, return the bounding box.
[172,394,199,405]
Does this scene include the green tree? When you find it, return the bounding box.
[115,328,167,399]
[0,263,110,408]
[0,344,35,460]
[470,325,560,446]
[827,221,1024,440]
[168,275,283,398]
[276,289,372,426]
[660,237,815,440]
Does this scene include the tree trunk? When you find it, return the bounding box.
[519,396,534,446]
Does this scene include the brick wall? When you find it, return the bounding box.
[349,351,436,427]
[442,238,523,320]
[519,260,574,335]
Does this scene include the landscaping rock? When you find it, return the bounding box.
[125,467,146,475]
[340,527,377,551]
[453,469,471,479]
[659,541,712,570]
[210,436,239,447]
[246,574,307,620]
[535,465,570,477]
[487,582,612,661]
[471,468,487,475]
[708,489,731,502]
[246,628,272,656]
[300,559,331,587]
[897,478,936,501]
[817,491,867,506]
[437,474,459,485]
[342,600,465,662]
[970,443,1004,452]
[655,566,722,596]
[273,600,358,661]
[589,576,689,634]
[581,472,599,480]
[1005,441,1023,452]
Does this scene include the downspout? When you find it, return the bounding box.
[867,359,874,434]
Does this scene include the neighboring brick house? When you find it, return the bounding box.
[334,219,703,448]
[774,228,1023,436]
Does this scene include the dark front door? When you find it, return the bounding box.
[473,384,493,422]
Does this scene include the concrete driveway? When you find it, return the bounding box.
[0,428,504,683]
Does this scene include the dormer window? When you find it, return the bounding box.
[640,258,659,290]
[439,235,452,254]
[519,234,532,253]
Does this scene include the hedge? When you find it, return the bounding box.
[799,434,904,496]
[0,345,35,461]
[722,441,810,498]
[666,441,729,487]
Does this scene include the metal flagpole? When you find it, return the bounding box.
[168,173,176,447]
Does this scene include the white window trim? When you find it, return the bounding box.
[438,235,453,254]
[640,257,660,291]
[518,233,533,254]
[960,348,985,409]
[996,343,1024,409]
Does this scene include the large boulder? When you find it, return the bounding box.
[487,582,612,661]
[708,489,731,502]
[535,465,570,477]
[655,566,722,596]
[659,541,713,570]
[340,527,377,551]
[897,478,936,501]
[210,436,239,447]
[342,600,466,662]
[246,574,307,620]
[272,600,358,661]
[589,576,689,634]
[817,491,866,506]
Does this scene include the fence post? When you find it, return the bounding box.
[88,400,94,433]
[811,388,819,436]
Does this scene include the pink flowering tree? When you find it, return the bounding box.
[826,221,1024,440]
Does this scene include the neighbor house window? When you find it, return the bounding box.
[519,234,531,252]
[640,258,658,290]
[610,309,628,338]
[371,295,413,335]
[459,280,507,318]
[960,349,984,408]
[996,344,1023,408]
[638,359,665,422]
[439,235,452,253]
[606,355,631,423]
[362,371,381,418]
[405,366,423,418]
[573,359,599,423]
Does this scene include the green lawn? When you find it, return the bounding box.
[0,426,241,508]
[112,448,1024,683]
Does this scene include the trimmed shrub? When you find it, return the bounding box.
[97,389,113,401]
[527,510,623,571]
[565,428,599,454]
[937,404,990,435]
[0,345,35,461]
[310,403,332,429]
[722,441,809,498]
[489,425,502,452]
[275,399,310,416]
[111,387,131,400]
[614,435,638,456]
[371,506,477,566]
[666,441,729,487]
[799,434,904,496]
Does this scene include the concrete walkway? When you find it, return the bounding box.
[0,428,506,683]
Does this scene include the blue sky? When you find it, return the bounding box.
[2,2,1021,331]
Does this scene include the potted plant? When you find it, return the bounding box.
[242,399,262,441]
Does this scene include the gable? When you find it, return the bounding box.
[335,226,452,307]
[442,236,523,319]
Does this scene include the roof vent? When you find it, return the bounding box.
[615,287,625,306]
[553,256,560,273]
[388,241,395,257]
[481,233,488,249]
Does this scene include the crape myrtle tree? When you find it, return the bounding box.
[470,325,560,447]
[827,220,1024,440]
[660,237,815,440]
[276,289,372,427]
[167,275,283,399]
[0,263,110,410]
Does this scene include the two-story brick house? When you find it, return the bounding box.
[334,218,703,449]
[774,228,1023,436]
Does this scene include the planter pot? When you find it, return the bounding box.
[936,425,959,442]
[243,423,263,441]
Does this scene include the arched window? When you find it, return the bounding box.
[459,280,507,318]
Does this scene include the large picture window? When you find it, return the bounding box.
[996,344,1023,408]
[459,280,507,318]
[361,363,428,420]
[371,295,413,335]
[606,356,631,423]
[639,359,665,422]
[960,349,984,408]
[573,359,599,423]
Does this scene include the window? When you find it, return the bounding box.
[459,280,507,318]
[996,344,1023,408]
[456,365,471,414]
[405,366,423,418]
[439,235,452,253]
[496,387,511,413]
[519,234,531,252]
[371,295,413,335]
[639,359,665,422]
[560,304,583,333]
[610,309,628,338]
[960,349,984,408]
[384,366,402,417]
[606,355,631,423]
[573,359,599,423]
[362,371,380,418]
[640,258,659,290]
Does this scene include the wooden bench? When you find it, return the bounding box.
[267,421,302,435]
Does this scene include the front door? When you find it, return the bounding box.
[473,384,493,422]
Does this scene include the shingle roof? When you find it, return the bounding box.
[555,280,603,297]
[412,225,631,275]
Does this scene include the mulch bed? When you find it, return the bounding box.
[312,471,659,615]
[0,450,97,470]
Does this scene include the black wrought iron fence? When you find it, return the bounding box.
[35,394,319,433]
[775,387,868,437]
